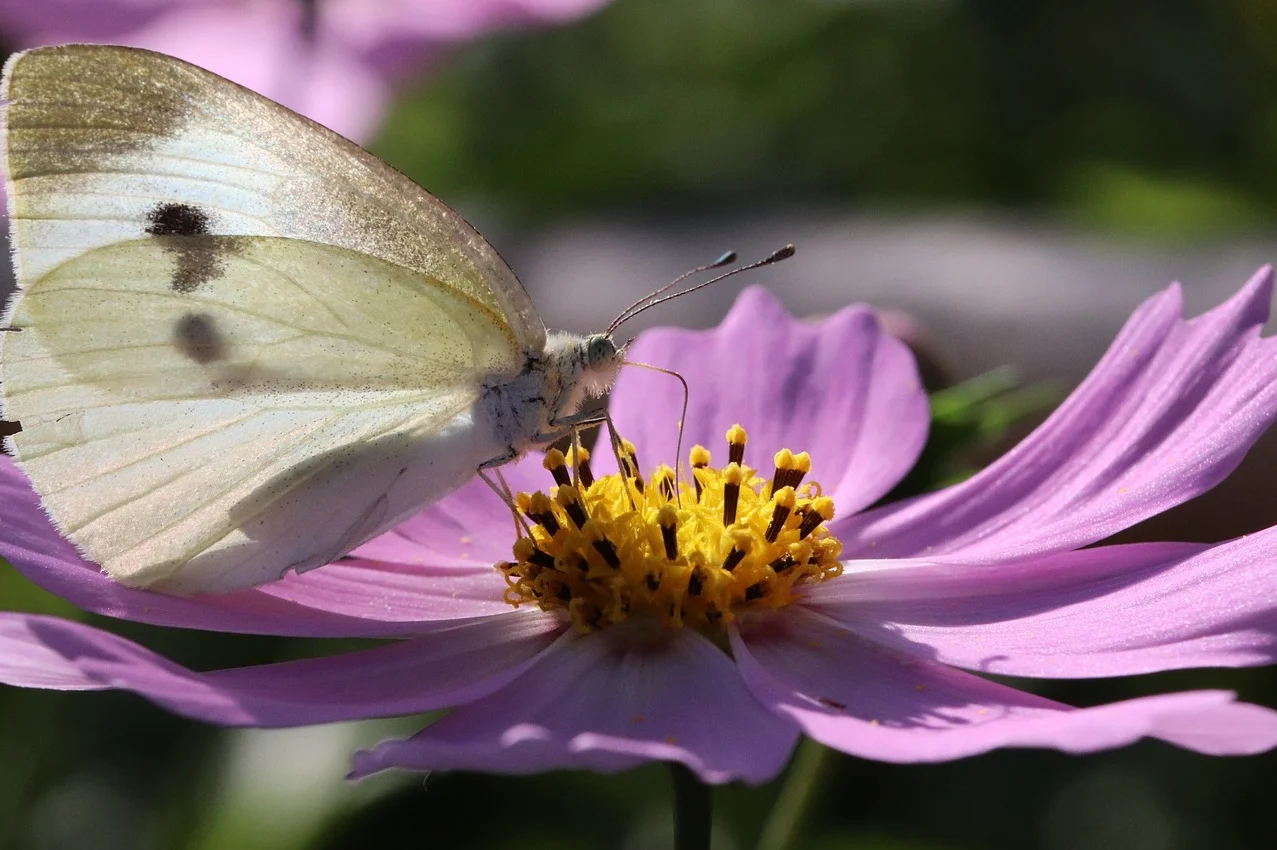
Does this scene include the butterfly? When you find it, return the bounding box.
[0,44,628,595]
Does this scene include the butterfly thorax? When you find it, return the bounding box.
[476,331,622,457]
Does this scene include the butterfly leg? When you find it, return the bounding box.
[478,445,518,470]
[476,464,531,538]
[526,408,610,453]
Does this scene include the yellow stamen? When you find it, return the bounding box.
[726,423,747,466]
[619,438,644,492]
[543,448,571,487]
[566,444,594,488]
[689,444,711,501]
[723,462,745,526]
[765,486,797,542]
[555,484,589,529]
[652,463,678,501]
[497,426,844,634]
[658,504,679,560]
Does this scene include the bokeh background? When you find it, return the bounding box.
[4,1,1277,848]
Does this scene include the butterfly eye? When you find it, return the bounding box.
[586,335,618,366]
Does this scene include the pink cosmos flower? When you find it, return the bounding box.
[0,0,612,140]
[4,273,1277,783]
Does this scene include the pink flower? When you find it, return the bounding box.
[4,272,1277,783]
[0,0,612,140]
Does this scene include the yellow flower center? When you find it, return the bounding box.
[497,424,844,634]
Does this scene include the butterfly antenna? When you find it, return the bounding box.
[607,251,738,336]
[609,245,795,335]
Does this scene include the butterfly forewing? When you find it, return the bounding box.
[1,43,546,349]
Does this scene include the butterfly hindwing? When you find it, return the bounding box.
[3,235,520,592]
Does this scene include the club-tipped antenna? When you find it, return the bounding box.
[608,250,738,336]
[608,244,795,335]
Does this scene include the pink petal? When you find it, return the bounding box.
[0,0,612,141]
[0,610,561,725]
[257,559,513,623]
[838,269,1277,560]
[0,0,175,40]
[351,622,797,784]
[610,286,929,515]
[808,533,1277,678]
[125,4,390,140]
[733,607,1277,761]
[349,452,550,567]
[262,452,556,621]
[0,457,499,637]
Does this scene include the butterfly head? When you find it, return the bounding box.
[572,331,624,398]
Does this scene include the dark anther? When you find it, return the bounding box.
[620,442,645,493]
[549,464,571,488]
[688,570,704,596]
[527,547,556,569]
[797,508,823,540]
[537,510,561,536]
[722,547,747,572]
[690,448,710,502]
[659,475,676,501]
[745,583,765,601]
[723,478,741,526]
[769,553,797,573]
[661,523,678,561]
[557,486,589,528]
[765,505,793,544]
[592,536,621,569]
[565,501,589,528]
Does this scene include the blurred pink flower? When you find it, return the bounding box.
[0,0,612,140]
[5,275,1277,782]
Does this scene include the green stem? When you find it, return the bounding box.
[755,737,833,850]
[670,762,712,850]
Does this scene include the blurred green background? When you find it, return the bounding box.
[5,1,1277,848]
[386,0,1277,234]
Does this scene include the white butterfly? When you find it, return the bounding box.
[0,44,625,595]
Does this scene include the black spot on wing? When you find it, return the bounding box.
[146,203,210,237]
[174,313,226,364]
[145,203,242,293]
[0,419,22,444]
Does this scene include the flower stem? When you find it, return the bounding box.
[755,737,833,850]
[670,762,712,850]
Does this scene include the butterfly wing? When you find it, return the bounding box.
[3,235,521,593]
[0,43,546,349]
[0,44,539,593]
